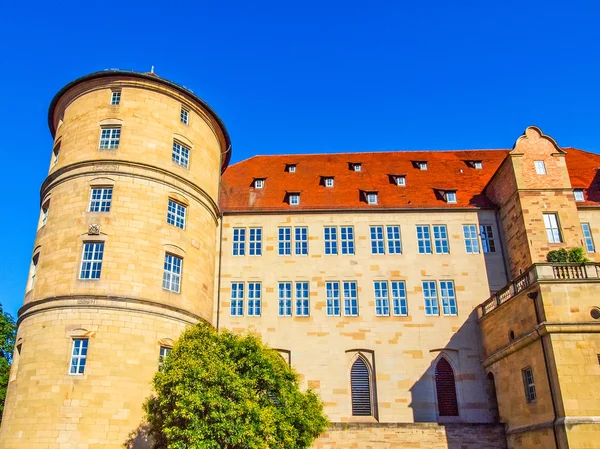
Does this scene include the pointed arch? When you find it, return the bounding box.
[435,357,458,417]
[351,355,372,416]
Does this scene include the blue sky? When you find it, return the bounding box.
[0,0,599,316]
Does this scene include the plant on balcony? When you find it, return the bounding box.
[546,247,589,263]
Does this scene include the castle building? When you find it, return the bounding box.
[0,70,598,449]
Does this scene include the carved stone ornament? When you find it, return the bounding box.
[88,224,101,235]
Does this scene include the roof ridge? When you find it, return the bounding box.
[236,148,511,159]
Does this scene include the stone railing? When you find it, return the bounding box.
[478,263,600,318]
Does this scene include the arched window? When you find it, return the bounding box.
[351,356,372,416]
[435,357,458,416]
[487,372,499,422]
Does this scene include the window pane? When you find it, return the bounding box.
[343,281,358,316]
[295,227,308,255]
[278,227,291,255]
[433,225,449,254]
[295,282,310,316]
[324,227,338,255]
[370,226,385,254]
[230,282,244,316]
[233,228,246,256]
[326,282,340,316]
[391,281,408,316]
[463,225,480,253]
[166,199,186,229]
[162,254,182,293]
[248,282,261,316]
[582,223,595,253]
[417,225,432,254]
[172,142,190,168]
[386,226,402,254]
[374,281,389,316]
[249,228,262,256]
[422,281,439,315]
[278,282,292,316]
[440,281,457,315]
[340,227,355,255]
[80,243,104,279]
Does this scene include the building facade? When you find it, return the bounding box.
[0,71,599,449]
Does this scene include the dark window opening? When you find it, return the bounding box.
[435,357,459,416]
[351,357,372,416]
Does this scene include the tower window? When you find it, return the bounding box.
[172,141,190,168]
[158,346,172,371]
[89,188,113,212]
[40,201,50,228]
[543,213,562,243]
[522,367,536,403]
[69,339,88,376]
[325,177,334,188]
[80,242,104,280]
[289,193,300,206]
[167,199,186,230]
[435,358,459,416]
[180,107,189,125]
[28,253,39,291]
[574,189,585,202]
[110,90,121,105]
[367,192,378,205]
[534,160,547,175]
[99,127,121,149]
[351,357,372,416]
[52,143,60,166]
[162,253,182,293]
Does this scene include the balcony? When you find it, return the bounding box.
[478,263,600,318]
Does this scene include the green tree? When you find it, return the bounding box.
[0,304,16,422]
[547,247,589,263]
[144,323,328,449]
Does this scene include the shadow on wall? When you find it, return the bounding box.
[124,423,152,449]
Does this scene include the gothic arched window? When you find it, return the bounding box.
[351,356,372,416]
[435,357,458,416]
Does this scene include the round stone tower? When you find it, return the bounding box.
[0,71,231,448]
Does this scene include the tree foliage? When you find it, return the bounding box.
[144,323,328,449]
[0,304,16,422]
[546,247,588,263]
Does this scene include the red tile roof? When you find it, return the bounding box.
[220,148,600,212]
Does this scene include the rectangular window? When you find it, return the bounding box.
[287,165,296,173]
[278,227,292,255]
[180,107,189,125]
[295,282,310,316]
[52,145,60,165]
[374,281,389,316]
[422,281,439,316]
[543,213,562,243]
[172,141,190,168]
[89,187,113,212]
[391,281,408,316]
[353,163,362,172]
[387,225,402,254]
[233,228,246,256]
[325,177,334,187]
[522,367,536,402]
[248,282,261,316]
[367,193,378,205]
[534,160,546,175]
[433,225,449,254]
[295,227,308,255]
[396,176,406,186]
[254,179,264,189]
[230,282,244,316]
[416,225,432,254]
[326,282,340,316]
[473,161,483,169]
[340,226,355,255]
[28,254,38,290]
[480,225,496,253]
[446,192,457,204]
[463,225,480,253]
[343,281,358,316]
[324,227,338,255]
[278,282,292,316]
[79,242,104,280]
[99,127,120,149]
[418,161,428,170]
[162,254,182,293]
[440,280,457,316]
[158,345,171,371]
[69,339,88,375]
[582,223,595,253]
[249,228,262,256]
[111,90,121,105]
[167,199,186,229]
[574,189,585,202]
[41,205,49,227]
[289,194,300,206]
[370,226,385,254]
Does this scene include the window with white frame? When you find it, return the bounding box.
[69,338,88,375]
[480,225,496,253]
[416,225,432,254]
[162,253,182,293]
[172,141,190,168]
[278,227,292,255]
[248,282,261,316]
[295,227,308,255]
[543,213,562,243]
[89,187,113,212]
[418,161,428,170]
[391,281,408,316]
[340,227,355,255]
[278,282,292,316]
[522,367,536,402]
[295,282,310,316]
[167,199,186,229]
[370,226,385,254]
[433,225,449,254]
[158,346,171,371]
[80,242,104,280]
[395,175,406,186]
[582,223,595,253]
[440,280,457,315]
[325,177,334,188]
[387,225,402,254]
[287,164,296,173]
[422,280,439,316]
[374,281,389,316]
[28,254,39,291]
[99,127,121,149]
[180,106,189,125]
[110,90,121,105]
[326,281,340,316]
[343,281,358,316]
[534,160,546,175]
[445,191,457,204]
[473,161,483,169]
[324,226,338,255]
[463,224,480,253]
[40,201,50,227]
[254,179,264,189]
[366,192,378,205]
[574,189,585,202]
[233,228,246,256]
[353,163,362,172]
[230,282,244,316]
[289,193,300,206]
[249,228,262,256]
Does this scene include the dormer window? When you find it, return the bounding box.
[366,192,378,205]
[534,160,546,175]
[350,163,362,172]
[325,177,334,188]
[418,161,428,170]
[473,161,483,169]
[395,175,406,186]
[445,191,457,204]
[286,164,296,173]
[288,193,300,206]
[254,179,265,189]
[574,189,585,202]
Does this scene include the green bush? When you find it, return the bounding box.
[547,247,588,263]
